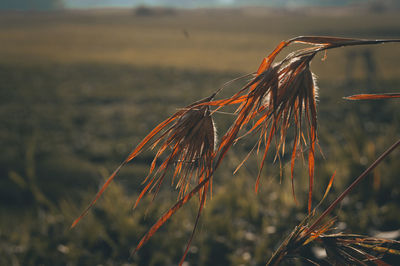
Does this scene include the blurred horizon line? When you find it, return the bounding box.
[1,0,400,11]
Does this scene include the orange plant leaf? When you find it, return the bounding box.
[70,115,180,228]
[179,183,208,266]
[132,174,211,257]
[71,96,215,228]
[70,163,125,228]
[344,93,400,100]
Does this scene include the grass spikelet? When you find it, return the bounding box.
[130,99,218,265]
[267,139,400,265]
[133,103,216,208]
[266,172,337,266]
[205,36,400,211]
[71,36,400,264]
[320,233,400,265]
[213,46,320,212]
[71,96,216,229]
[267,222,400,266]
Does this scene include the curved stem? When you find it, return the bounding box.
[307,138,400,233]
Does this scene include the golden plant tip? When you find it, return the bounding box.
[344,93,400,100]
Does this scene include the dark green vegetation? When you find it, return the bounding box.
[0,8,399,265]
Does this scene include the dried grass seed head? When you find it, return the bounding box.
[228,52,319,207]
[135,105,217,207]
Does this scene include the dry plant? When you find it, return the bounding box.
[267,139,400,265]
[71,36,400,265]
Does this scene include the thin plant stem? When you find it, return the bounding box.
[307,138,400,233]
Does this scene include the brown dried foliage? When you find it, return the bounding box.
[71,36,400,264]
[71,96,216,229]
[320,234,400,265]
[267,222,400,266]
[266,138,400,266]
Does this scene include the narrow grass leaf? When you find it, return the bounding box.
[344,93,400,100]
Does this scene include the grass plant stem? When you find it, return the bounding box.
[307,138,400,233]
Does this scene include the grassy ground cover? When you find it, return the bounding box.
[0,8,399,265]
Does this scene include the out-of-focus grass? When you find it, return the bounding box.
[0,63,238,205]
[0,7,399,265]
[1,8,400,78]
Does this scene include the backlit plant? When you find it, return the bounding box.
[72,36,400,265]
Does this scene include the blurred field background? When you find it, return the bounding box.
[1,4,400,266]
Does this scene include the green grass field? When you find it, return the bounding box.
[0,7,399,265]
